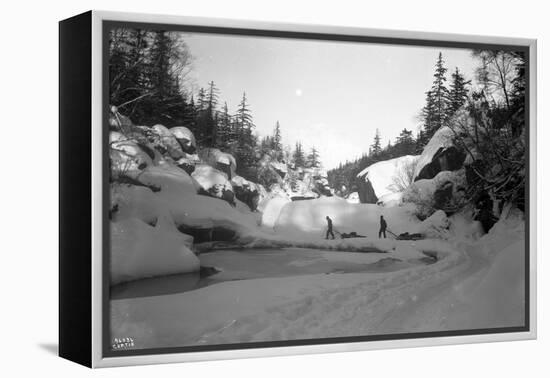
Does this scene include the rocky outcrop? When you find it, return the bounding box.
[404,169,467,219]
[149,124,185,160]
[356,155,418,204]
[414,126,466,181]
[231,175,265,211]
[199,148,237,179]
[357,177,378,204]
[170,126,197,154]
[415,146,466,181]
[192,164,235,206]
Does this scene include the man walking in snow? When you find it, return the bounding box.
[325,216,335,240]
[379,215,387,239]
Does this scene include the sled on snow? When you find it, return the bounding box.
[322,228,366,239]
[338,231,366,239]
[386,229,424,240]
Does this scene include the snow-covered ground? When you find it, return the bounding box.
[108,114,525,351]
[110,197,525,349]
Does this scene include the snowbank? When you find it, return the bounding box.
[137,163,200,195]
[377,192,403,207]
[357,155,419,201]
[192,164,235,205]
[258,193,291,228]
[346,192,360,204]
[110,218,199,285]
[274,196,421,239]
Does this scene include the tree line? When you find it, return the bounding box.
[329,49,526,212]
[109,28,321,185]
[328,52,475,197]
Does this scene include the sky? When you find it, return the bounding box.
[184,33,478,170]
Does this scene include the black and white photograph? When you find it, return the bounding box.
[106,22,528,353]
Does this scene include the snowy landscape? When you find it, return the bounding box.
[108,28,527,351]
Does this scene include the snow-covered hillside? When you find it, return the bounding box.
[355,155,419,204]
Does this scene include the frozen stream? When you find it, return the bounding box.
[111,247,434,300]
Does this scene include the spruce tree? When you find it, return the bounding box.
[205,81,220,146]
[234,92,257,177]
[394,128,415,156]
[272,121,282,153]
[448,67,471,117]
[293,142,306,167]
[307,146,321,168]
[423,52,451,140]
[218,101,232,148]
[370,129,382,156]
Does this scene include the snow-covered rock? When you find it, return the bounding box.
[403,169,467,219]
[175,153,200,174]
[415,210,450,238]
[110,217,200,285]
[109,131,154,178]
[231,175,265,211]
[356,155,419,203]
[199,148,237,179]
[346,192,360,204]
[414,126,466,181]
[170,126,197,154]
[192,164,235,206]
[137,163,200,195]
[270,161,288,178]
[148,124,185,159]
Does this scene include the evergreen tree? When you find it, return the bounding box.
[197,88,206,111]
[218,101,232,147]
[415,129,427,154]
[370,129,382,156]
[234,92,257,178]
[306,146,321,168]
[272,121,283,153]
[448,67,471,116]
[205,81,220,146]
[293,142,306,167]
[422,53,450,140]
[394,128,415,156]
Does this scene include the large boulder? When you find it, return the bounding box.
[191,164,235,206]
[270,161,288,178]
[199,148,237,179]
[403,169,467,219]
[414,126,466,181]
[109,131,153,179]
[147,124,185,160]
[170,126,197,154]
[356,178,378,204]
[231,175,264,211]
[176,153,200,175]
[356,155,419,204]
